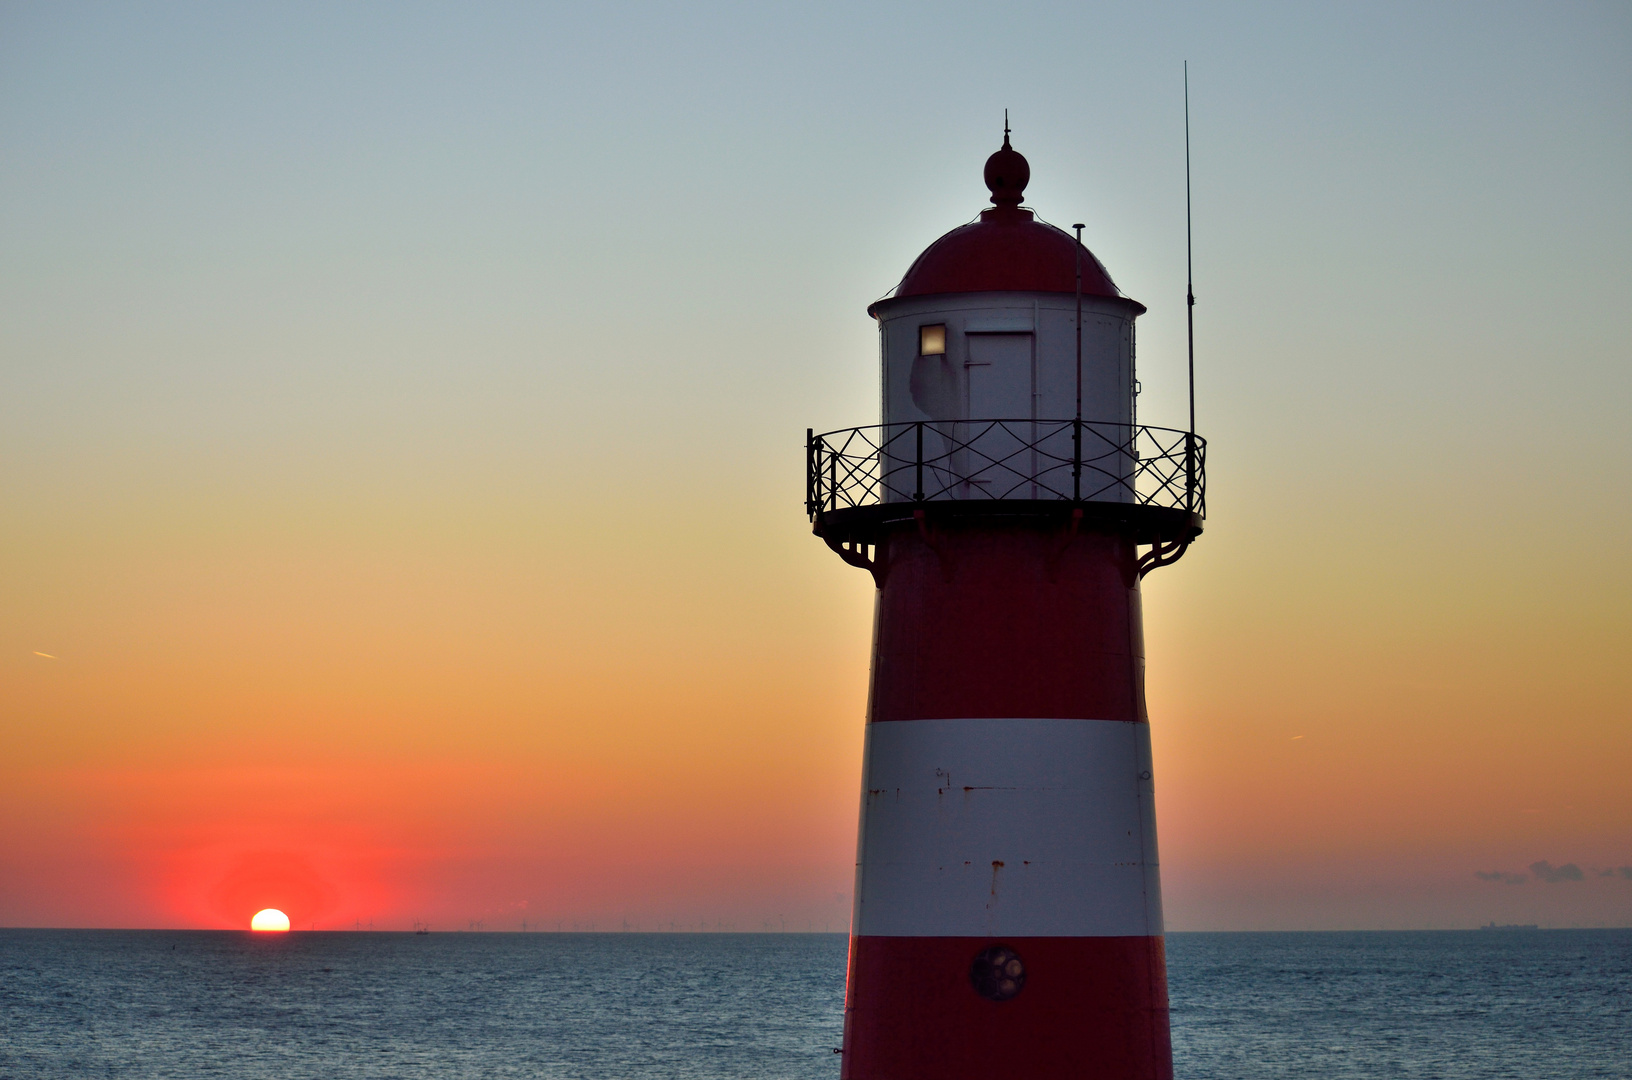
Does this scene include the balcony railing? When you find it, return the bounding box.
[807,420,1205,520]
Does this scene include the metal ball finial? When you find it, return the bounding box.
[984,115,1028,207]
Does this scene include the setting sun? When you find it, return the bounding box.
[250,908,290,932]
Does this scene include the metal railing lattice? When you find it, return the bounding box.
[807,420,1205,520]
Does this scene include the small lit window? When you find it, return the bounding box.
[919,324,946,356]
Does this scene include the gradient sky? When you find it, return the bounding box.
[3,1,1629,932]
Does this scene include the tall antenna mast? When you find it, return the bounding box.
[1185,61,1196,436]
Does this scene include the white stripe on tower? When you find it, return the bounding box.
[853,717,1162,938]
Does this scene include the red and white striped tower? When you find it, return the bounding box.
[808,132,1205,1079]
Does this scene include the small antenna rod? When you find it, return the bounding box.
[1074,224,1084,424]
[1074,222,1085,501]
[1184,61,1195,436]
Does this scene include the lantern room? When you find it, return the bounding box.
[868,132,1146,440]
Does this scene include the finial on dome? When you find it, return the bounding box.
[984,115,1029,207]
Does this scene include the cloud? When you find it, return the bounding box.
[1597,866,1632,880]
[1529,861,1584,883]
[1483,862,1591,885]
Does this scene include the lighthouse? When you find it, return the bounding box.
[808,131,1205,1079]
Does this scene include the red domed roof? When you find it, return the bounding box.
[871,134,1137,314]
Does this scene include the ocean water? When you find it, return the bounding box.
[1,929,1627,1079]
[1167,931,1631,1079]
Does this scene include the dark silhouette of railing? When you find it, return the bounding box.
[807,420,1205,519]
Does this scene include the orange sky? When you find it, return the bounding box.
[3,487,869,931]
[5,462,1628,930]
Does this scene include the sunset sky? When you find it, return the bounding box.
[3,1,1628,932]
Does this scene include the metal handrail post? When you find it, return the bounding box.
[1072,418,1082,502]
[914,421,924,502]
[806,429,816,516]
[1185,431,1196,513]
[829,449,837,513]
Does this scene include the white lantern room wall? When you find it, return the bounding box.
[872,291,1143,504]
[878,293,1136,428]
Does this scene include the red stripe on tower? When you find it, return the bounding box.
[808,128,1205,1080]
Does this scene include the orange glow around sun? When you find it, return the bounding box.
[251,908,291,932]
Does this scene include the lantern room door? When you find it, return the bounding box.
[963,332,1035,498]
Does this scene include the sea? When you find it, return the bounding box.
[1,929,1628,1079]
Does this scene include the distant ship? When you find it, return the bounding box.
[1478,922,1539,931]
